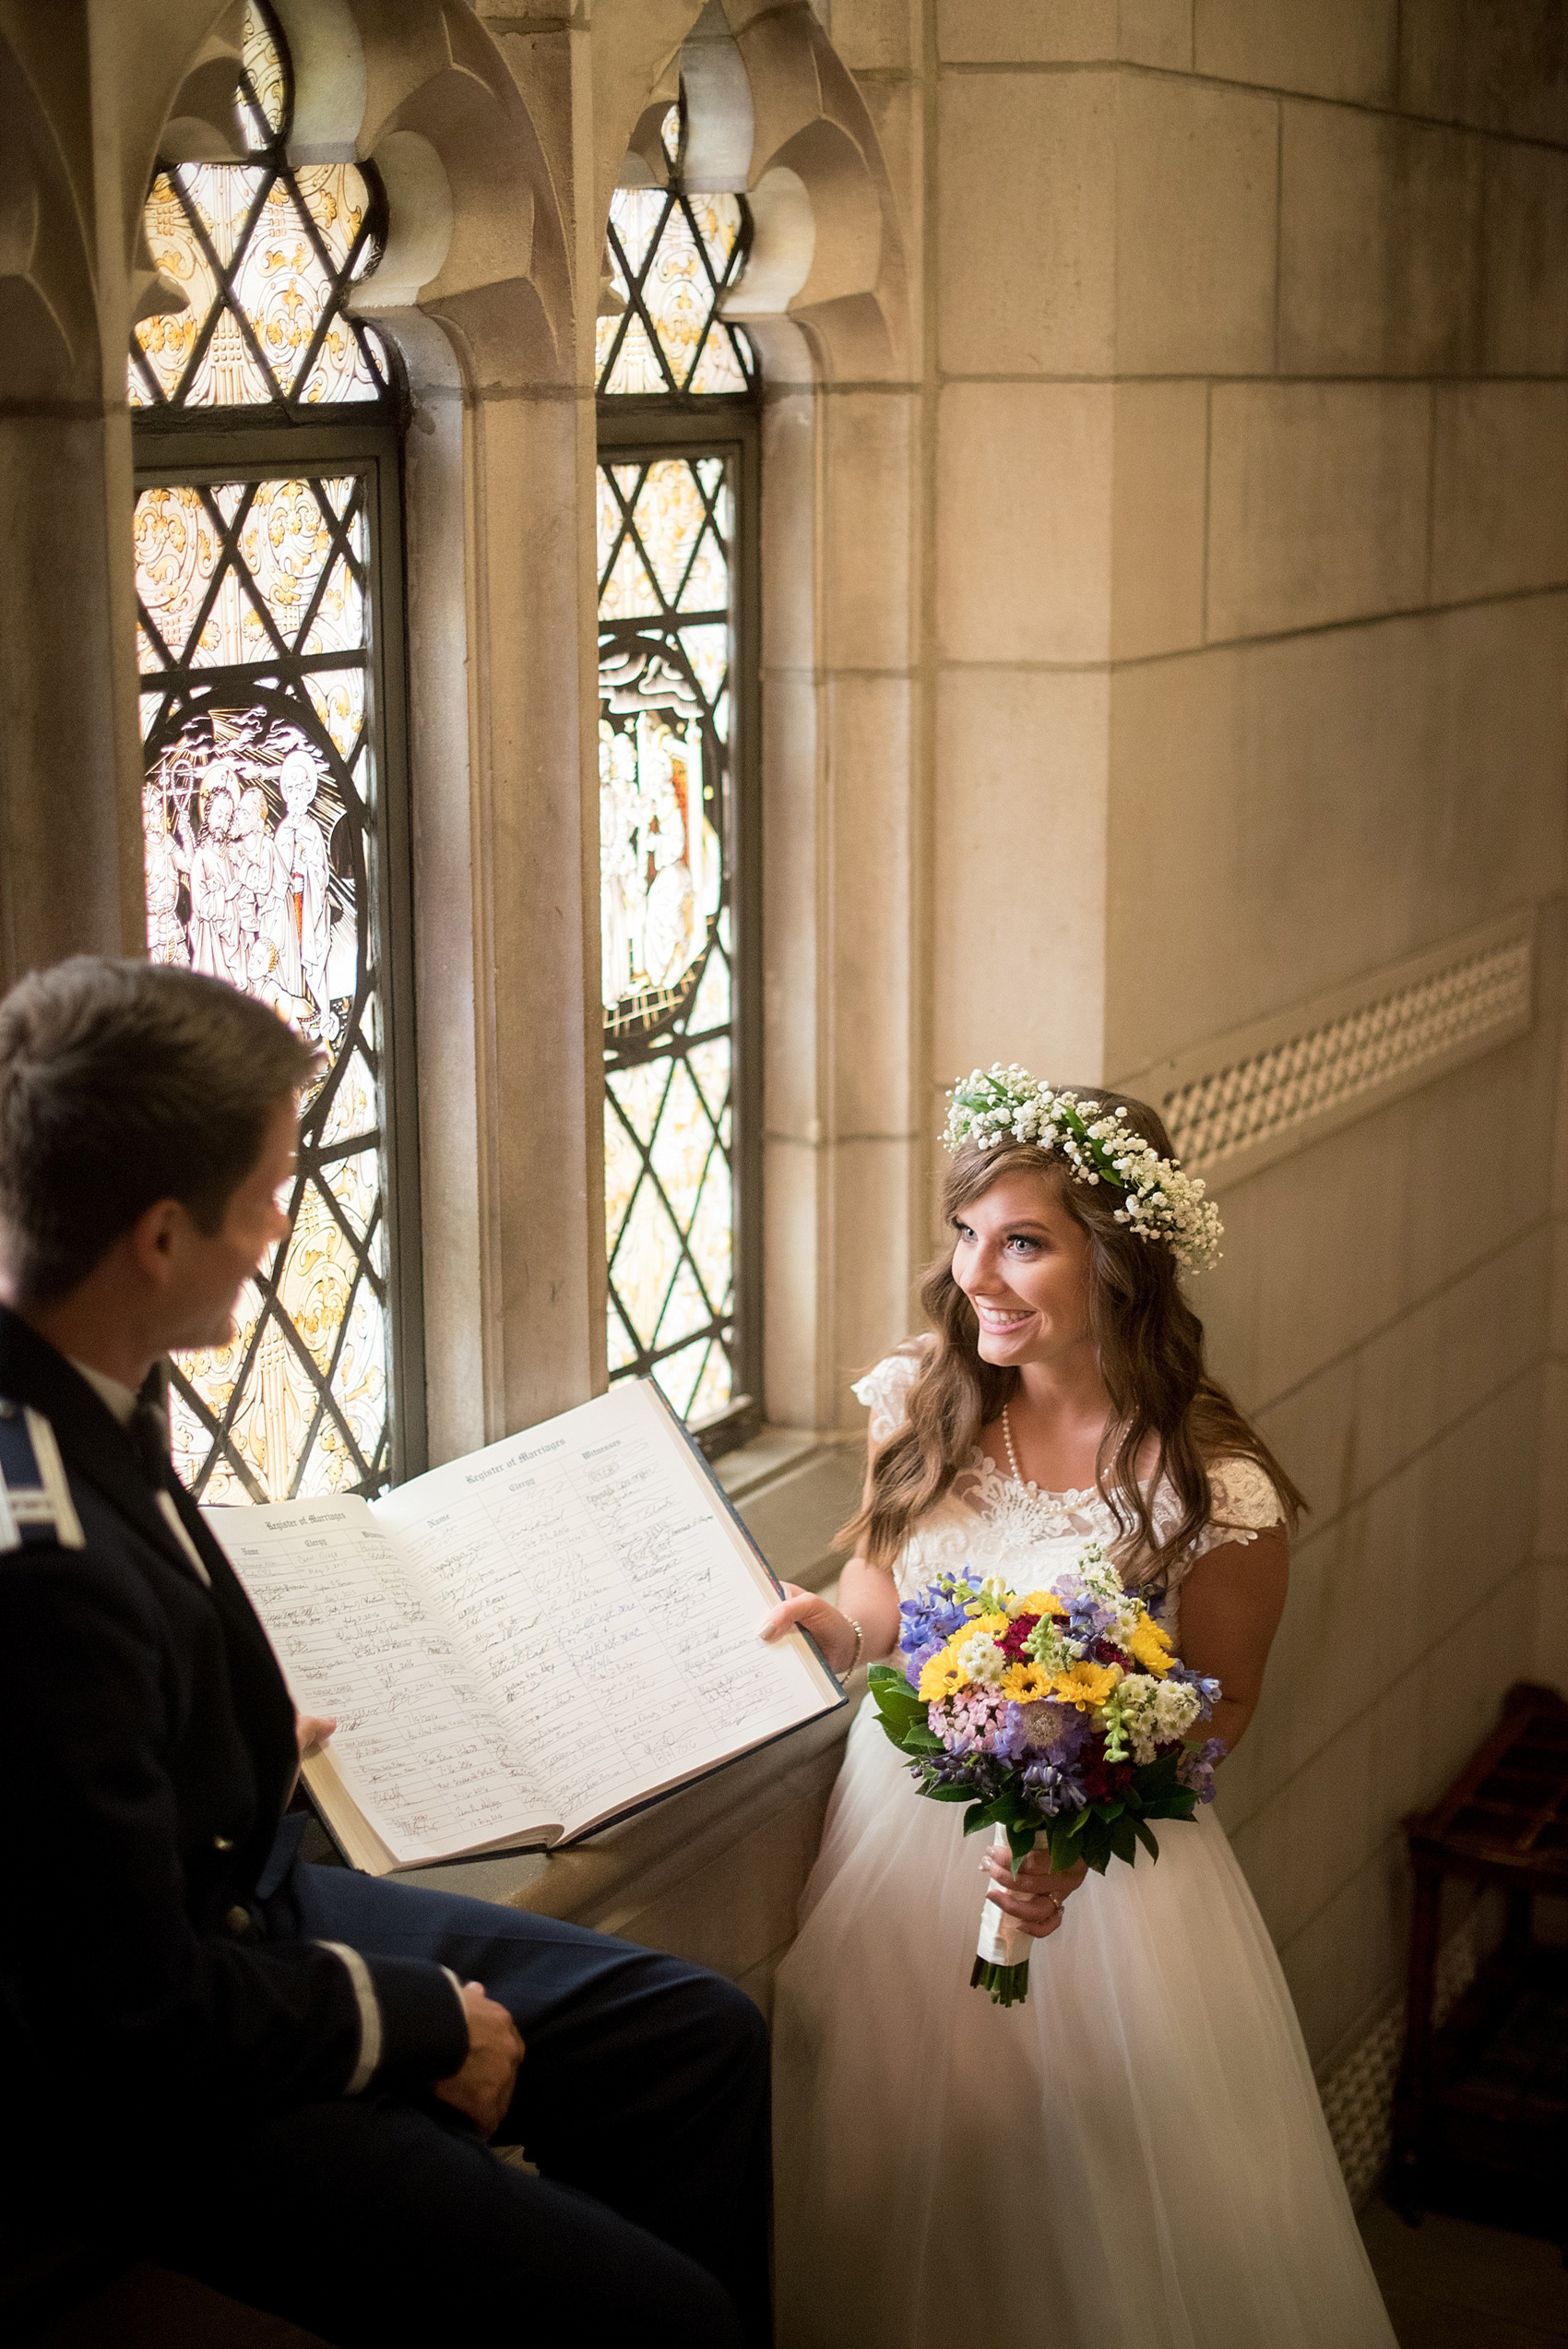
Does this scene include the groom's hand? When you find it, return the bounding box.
[985,1847,1088,1939]
[434,1981,526,2137]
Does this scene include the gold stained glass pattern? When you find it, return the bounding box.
[135,465,392,1501]
[129,2,386,412]
[596,141,754,397]
[599,451,739,1422]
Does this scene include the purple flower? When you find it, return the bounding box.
[1177,1735,1227,1803]
[1021,1759,1087,1816]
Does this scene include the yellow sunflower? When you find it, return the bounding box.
[1126,1613,1175,1676]
[1051,1660,1123,1711]
[1000,1661,1052,1703]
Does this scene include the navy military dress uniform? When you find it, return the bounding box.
[0,1307,770,2348]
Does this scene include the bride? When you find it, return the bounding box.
[761,1069,1396,2349]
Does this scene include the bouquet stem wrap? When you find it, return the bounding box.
[972,1824,1032,2006]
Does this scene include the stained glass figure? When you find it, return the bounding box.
[596,109,754,399]
[599,453,741,1425]
[130,0,388,412]
[133,0,405,1502]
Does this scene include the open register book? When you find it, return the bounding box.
[206,1380,846,1874]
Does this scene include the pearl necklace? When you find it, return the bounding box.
[1001,1401,1028,1487]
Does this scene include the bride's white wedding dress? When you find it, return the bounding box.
[772,1351,1396,2349]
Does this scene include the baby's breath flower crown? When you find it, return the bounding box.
[943,1063,1224,1276]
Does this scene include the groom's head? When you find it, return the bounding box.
[0,957,317,1344]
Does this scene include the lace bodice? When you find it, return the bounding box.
[850,1348,1284,1622]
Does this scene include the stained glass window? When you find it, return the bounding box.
[598,105,756,1439]
[132,2,411,1501]
[130,1,387,413]
[596,118,754,398]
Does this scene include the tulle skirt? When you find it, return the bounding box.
[772,1700,1396,2349]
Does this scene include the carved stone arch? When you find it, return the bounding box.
[0,9,105,402]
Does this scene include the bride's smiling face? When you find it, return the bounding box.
[950,1166,1095,1369]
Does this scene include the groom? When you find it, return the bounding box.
[0,957,769,2349]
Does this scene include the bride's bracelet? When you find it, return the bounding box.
[841,1618,864,1681]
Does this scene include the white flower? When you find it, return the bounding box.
[942,1067,1224,1273]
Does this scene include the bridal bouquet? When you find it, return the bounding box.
[868,1541,1224,2006]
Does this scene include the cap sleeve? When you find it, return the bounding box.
[1191,1454,1286,1558]
[850,1346,925,1447]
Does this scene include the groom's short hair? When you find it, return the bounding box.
[0,957,318,1303]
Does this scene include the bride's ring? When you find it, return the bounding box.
[1042,1892,1064,1919]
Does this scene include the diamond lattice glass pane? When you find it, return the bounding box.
[632,465,708,603]
[612,1176,683,1352]
[134,484,222,662]
[601,310,667,398]
[241,1,287,146]
[605,1088,647,1262]
[656,1257,711,1351]
[688,941,731,1034]
[687,1140,733,1318]
[688,1341,733,1423]
[599,186,752,398]
[686,1035,730,1123]
[650,1058,716,1234]
[127,6,386,414]
[321,1048,377,1145]
[654,1334,711,1419]
[304,666,365,760]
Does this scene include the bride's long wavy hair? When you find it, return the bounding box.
[840,1090,1304,1571]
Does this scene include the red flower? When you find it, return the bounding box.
[999,1613,1039,1661]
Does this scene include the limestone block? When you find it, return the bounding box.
[936,71,1115,376]
[1110,379,1206,661]
[1276,1833,1408,2069]
[1551,1220,1568,1353]
[1431,384,1568,605]
[1537,1555,1568,1698]
[1399,0,1568,146]
[827,1135,921,1392]
[764,1129,824,1426]
[821,0,918,69]
[1352,1224,1551,1503]
[1482,142,1568,376]
[935,0,1190,66]
[1113,72,1277,376]
[1253,1350,1358,1526]
[1397,1026,1559,1308]
[826,674,913,1133]
[761,666,821,1139]
[1206,382,1431,642]
[1194,0,1397,103]
[820,388,915,672]
[1106,600,1568,1077]
[932,666,1110,1085]
[1538,1361,1568,1555]
[1278,105,1483,376]
[936,381,1113,664]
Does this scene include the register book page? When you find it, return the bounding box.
[374,1379,840,1839]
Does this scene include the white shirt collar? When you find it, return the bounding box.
[70,1358,138,1427]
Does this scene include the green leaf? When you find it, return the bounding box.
[964,1796,1008,1835]
[1108,1817,1138,1866]
[923,1783,976,1803]
[900,1723,944,1752]
[1131,1816,1160,1861]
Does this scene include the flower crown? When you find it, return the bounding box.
[943,1064,1224,1275]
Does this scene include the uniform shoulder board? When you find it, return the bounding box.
[0,1401,86,1552]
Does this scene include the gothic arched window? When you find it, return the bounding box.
[597,101,758,1451]
[130,1,420,1503]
